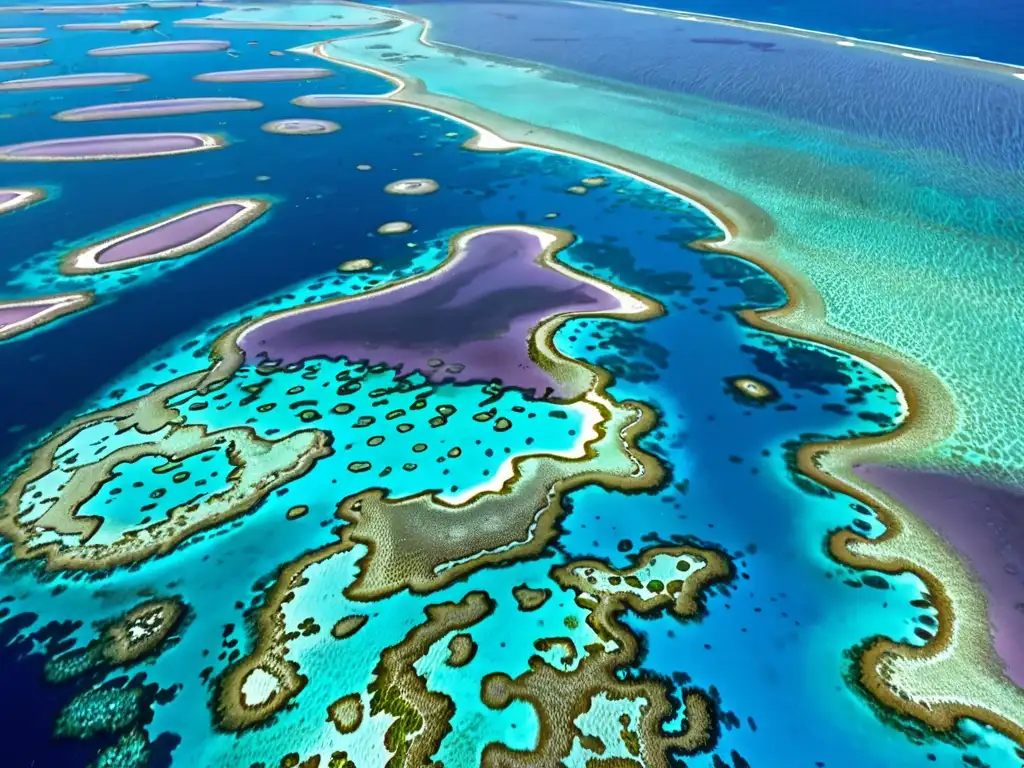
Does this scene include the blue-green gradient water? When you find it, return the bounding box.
[0,5,1020,767]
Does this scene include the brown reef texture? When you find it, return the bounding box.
[210,224,665,733]
[481,544,732,766]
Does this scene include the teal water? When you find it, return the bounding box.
[0,4,1020,767]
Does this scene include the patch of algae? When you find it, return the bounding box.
[511,583,551,611]
[368,592,494,767]
[214,224,666,732]
[445,633,477,667]
[297,6,1024,749]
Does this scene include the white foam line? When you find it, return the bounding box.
[303,40,736,246]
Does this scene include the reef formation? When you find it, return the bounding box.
[0,221,718,763]
[1,3,1022,766]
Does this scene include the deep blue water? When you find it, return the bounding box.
[600,0,1024,64]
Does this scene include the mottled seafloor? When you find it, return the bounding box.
[0,2,1022,768]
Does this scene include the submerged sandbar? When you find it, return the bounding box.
[194,67,334,83]
[0,58,51,70]
[0,187,44,214]
[0,2,127,10]
[0,71,147,90]
[0,132,223,161]
[260,118,339,135]
[0,292,92,341]
[37,3,135,13]
[59,19,160,31]
[291,93,387,108]
[0,35,47,47]
[54,96,262,121]
[62,198,269,273]
[88,39,230,56]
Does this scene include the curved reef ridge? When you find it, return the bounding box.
[853,465,1024,689]
[317,0,1024,477]
[299,4,1024,748]
[61,198,270,273]
[0,291,92,341]
[0,186,44,215]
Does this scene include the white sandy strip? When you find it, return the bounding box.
[240,667,279,707]
[0,186,43,214]
[66,198,267,272]
[299,38,736,247]
[0,293,89,338]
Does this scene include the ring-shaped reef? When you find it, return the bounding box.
[0,132,224,161]
[54,97,263,122]
[384,178,439,195]
[0,186,44,214]
[61,198,270,274]
[0,291,93,341]
[260,118,340,135]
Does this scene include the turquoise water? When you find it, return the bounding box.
[0,3,1021,767]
